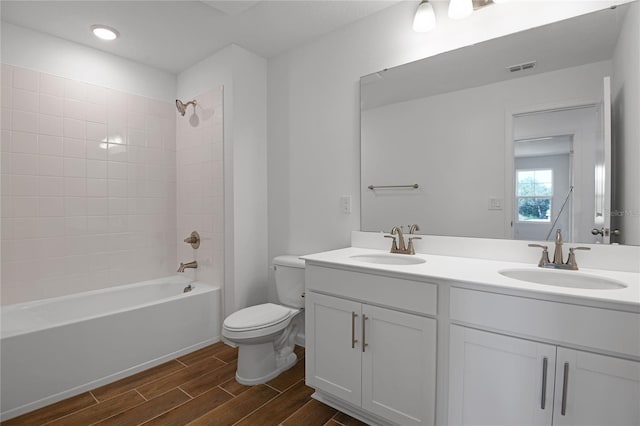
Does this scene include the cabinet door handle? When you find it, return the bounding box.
[561,362,569,416]
[540,357,548,410]
[362,315,368,352]
[351,312,358,349]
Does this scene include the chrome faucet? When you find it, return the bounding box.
[528,229,590,270]
[385,225,421,255]
[177,260,198,272]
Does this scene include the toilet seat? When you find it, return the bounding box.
[223,303,299,341]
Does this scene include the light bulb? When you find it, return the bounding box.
[413,0,437,32]
[448,0,473,19]
[91,25,119,41]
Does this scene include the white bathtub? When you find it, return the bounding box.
[0,275,221,421]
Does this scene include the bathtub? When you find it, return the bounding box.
[0,275,221,421]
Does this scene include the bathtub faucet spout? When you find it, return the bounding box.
[177,261,198,273]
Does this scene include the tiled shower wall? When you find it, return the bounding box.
[1,64,177,304]
[176,88,224,292]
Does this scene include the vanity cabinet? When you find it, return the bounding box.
[449,325,640,426]
[306,291,437,426]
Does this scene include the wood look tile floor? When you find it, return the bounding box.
[2,343,368,426]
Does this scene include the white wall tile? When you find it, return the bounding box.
[13,67,38,92]
[87,178,108,197]
[64,99,86,121]
[39,196,64,216]
[64,177,87,197]
[39,176,64,196]
[63,137,85,158]
[11,131,38,154]
[39,94,63,117]
[38,155,63,176]
[39,114,63,136]
[38,135,63,156]
[86,122,107,141]
[63,118,85,139]
[63,157,85,177]
[2,66,177,305]
[64,79,87,101]
[1,64,13,88]
[10,152,38,175]
[86,140,108,160]
[13,88,39,113]
[12,110,38,133]
[87,159,107,178]
[39,73,65,97]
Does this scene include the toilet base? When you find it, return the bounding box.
[235,342,298,385]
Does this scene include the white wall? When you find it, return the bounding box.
[178,44,268,317]
[611,1,640,245]
[1,22,176,102]
[267,0,623,264]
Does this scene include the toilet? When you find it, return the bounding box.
[222,255,305,385]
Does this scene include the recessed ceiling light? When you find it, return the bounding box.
[91,25,119,41]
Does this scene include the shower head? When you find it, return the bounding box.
[176,99,197,116]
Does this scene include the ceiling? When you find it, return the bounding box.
[0,0,401,74]
[361,4,627,110]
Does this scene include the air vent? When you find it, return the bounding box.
[507,61,537,73]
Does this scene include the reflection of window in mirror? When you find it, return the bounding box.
[516,169,553,223]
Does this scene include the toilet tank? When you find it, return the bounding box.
[273,255,305,308]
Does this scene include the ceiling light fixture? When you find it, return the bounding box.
[413,0,437,32]
[413,0,496,32]
[91,25,119,41]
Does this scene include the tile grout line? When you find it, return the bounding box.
[134,389,148,401]
[278,397,316,426]
[226,389,283,426]
[217,385,237,398]
[89,391,100,404]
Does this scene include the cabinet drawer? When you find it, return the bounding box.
[306,265,437,316]
[450,287,640,358]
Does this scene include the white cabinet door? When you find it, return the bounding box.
[361,304,436,426]
[553,348,640,426]
[448,326,556,426]
[306,292,362,406]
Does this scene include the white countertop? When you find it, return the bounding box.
[302,247,640,310]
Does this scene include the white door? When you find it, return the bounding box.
[553,347,640,426]
[361,305,436,426]
[305,292,362,406]
[448,326,556,426]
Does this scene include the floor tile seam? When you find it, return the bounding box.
[134,362,221,400]
[272,377,306,394]
[37,394,100,426]
[163,360,237,398]
[276,397,317,426]
[208,389,282,426]
[264,383,282,393]
[217,384,237,398]
[85,395,150,426]
[330,413,347,426]
[93,363,187,402]
[129,387,194,426]
[229,379,310,426]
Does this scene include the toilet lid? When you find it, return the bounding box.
[224,303,294,331]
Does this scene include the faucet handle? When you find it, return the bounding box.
[384,235,398,252]
[409,224,420,234]
[566,246,590,270]
[528,244,550,267]
[407,236,421,255]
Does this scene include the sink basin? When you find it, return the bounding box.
[499,268,626,290]
[350,254,426,265]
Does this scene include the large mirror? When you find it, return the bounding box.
[361,2,639,245]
